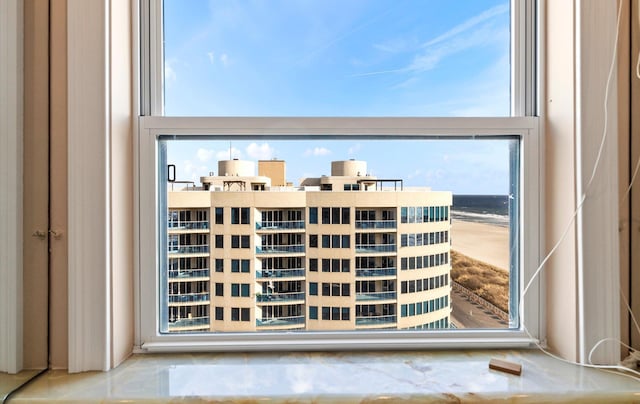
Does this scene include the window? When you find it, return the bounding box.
[241,235,250,249]
[321,235,330,249]
[215,259,223,273]
[215,283,223,297]
[309,282,318,296]
[309,306,318,320]
[139,0,542,349]
[214,235,223,249]
[215,307,223,321]
[309,234,318,248]
[309,207,318,224]
[241,259,250,273]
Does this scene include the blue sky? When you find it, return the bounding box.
[163,0,512,194]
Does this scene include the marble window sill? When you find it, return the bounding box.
[8,349,640,403]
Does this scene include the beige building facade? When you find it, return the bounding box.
[166,160,452,333]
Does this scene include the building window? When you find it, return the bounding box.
[214,235,223,249]
[215,307,223,321]
[231,260,239,273]
[321,307,330,321]
[241,207,250,224]
[241,235,250,249]
[309,258,318,272]
[341,235,350,248]
[309,207,318,224]
[241,259,250,273]
[215,259,224,273]
[215,283,223,297]
[332,235,340,248]
[321,208,330,224]
[342,208,350,224]
[309,234,318,248]
[341,259,350,273]
[309,282,318,296]
[309,306,318,320]
[322,235,330,248]
[215,207,223,224]
[231,235,240,249]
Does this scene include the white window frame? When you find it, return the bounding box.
[134,0,544,352]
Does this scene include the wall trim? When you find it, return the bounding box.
[67,0,111,372]
[576,0,621,365]
[0,0,23,374]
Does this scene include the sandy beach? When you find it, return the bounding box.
[451,220,509,271]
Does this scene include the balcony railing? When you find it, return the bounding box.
[256,220,305,230]
[256,245,305,254]
[355,244,396,253]
[256,316,305,327]
[355,267,397,277]
[168,269,210,279]
[168,245,209,254]
[256,292,305,303]
[355,315,397,325]
[355,291,397,301]
[355,220,397,229]
[168,316,210,328]
[168,220,209,230]
[168,293,210,304]
[256,268,305,278]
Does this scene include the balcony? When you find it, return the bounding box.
[168,269,210,279]
[256,268,305,279]
[168,245,209,254]
[355,315,397,326]
[355,267,396,278]
[168,316,210,329]
[256,292,305,303]
[355,220,397,229]
[256,245,305,254]
[256,220,305,231]
[256,316,305,327]
[355,244,396,253]
[168,220,209,230]
[355,291,397,301]
[168,293,210,304]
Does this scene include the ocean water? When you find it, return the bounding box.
[452,195,511,227]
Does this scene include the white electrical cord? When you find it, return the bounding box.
[518,0,640,383]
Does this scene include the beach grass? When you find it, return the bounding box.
[450,250,509,313]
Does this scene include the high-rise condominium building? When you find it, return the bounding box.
[166,159,452,333]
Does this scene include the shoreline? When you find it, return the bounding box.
[450,219,509,271]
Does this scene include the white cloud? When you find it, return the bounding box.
[246,143,275,160]
[207,52,215,64]
[196,148,215,162]
[422,4,508,48]
[220,53,229,66]
[304,147,331,157]
[356,4,508,78]
[215,147,242,161]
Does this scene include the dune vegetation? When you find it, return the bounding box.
[450,250,509,313]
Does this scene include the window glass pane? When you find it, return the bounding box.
[161,137,518,333]
[163,0,511,117]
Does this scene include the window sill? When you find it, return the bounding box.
[9,350,639,403]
